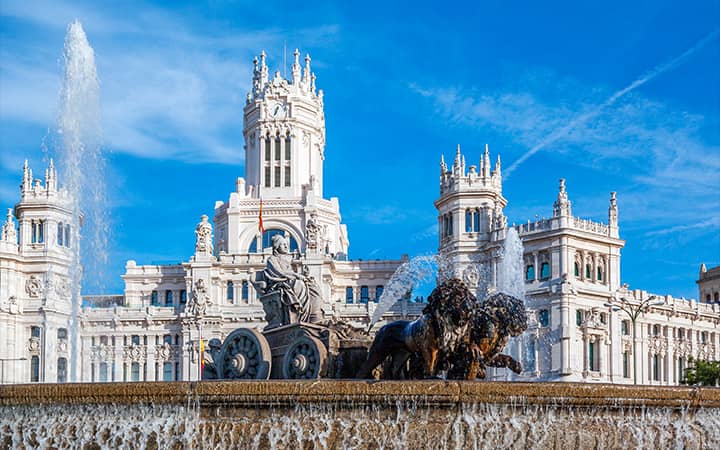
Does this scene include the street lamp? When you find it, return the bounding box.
[0,357,27,384]
[604,295,664,385]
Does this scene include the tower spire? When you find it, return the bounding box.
[483,144,491,177]
[494,154,502,177]
[292,48,301,84]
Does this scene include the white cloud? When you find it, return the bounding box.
[0,1,340,164]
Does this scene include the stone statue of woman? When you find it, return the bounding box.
[263,234,322,323]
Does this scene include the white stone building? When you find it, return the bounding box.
[1,50,717,385]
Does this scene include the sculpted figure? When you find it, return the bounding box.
[446,292,527,380]
[263,234,323,324]
[187,279,211,316]
[194,215,213,255]
[356,278,476,379]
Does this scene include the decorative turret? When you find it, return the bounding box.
[243,50,327,199]
[21,160,32,193]
[552,179,572,217]
[482,144,491,178]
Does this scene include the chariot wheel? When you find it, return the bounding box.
[282,335,327,379]
[218,328,271,379]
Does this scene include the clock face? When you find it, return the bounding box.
[270,102,287,118]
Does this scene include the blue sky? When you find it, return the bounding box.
[0,0,718,298]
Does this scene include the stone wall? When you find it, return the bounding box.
[1,381,719,449]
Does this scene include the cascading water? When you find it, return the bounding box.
[55,20,107,382]
[496,227,525,301]
[369,255,444,328]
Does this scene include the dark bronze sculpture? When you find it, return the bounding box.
[357,279,528,380]
[356,278,476,379]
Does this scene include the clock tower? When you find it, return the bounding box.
[242,49,326,199]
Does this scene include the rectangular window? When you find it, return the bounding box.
[375,286,384,302]
[576,310,583,326]
[465,210,472,233]
[100,335,108,345]
[538,309,549,327]
[65,224,71,247]
[588,342,597,371]
[165,290,173,306]
[285,136,291,160]
[523,339,536,373]
[621,320,629,336]
[622,352,630,378]
[264,138,270,161]
[38,220,44,243]
[175,362,180,381]
[284,166,291,187]
[653,355,660,381]
[540,262,550,280]
[265,166,271,187]
[180,290,187,304]
[274,166,281,187]
[473,210,480,232]
[151,291,159,306]
[164,334,172,345]
[346,287,354,303]
[131,335,140,346]
[57,222,64,246]
[131,362,140,382]
[241,281,249,301]
[360,286,369,303]
[32,220,37,243]
[30,355,40,382]
[275,137,281,160]
[100,362,108,382]
[163,362,173,381]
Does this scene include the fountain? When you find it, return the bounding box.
[2,21,719,450]
[54,20,107,382]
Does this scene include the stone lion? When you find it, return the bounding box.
[446,291,528,380]
[356,278,476,379]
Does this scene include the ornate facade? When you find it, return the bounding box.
[1,50,717,384]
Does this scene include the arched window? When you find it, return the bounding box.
[707,294,712,302]
[242,281,249,302]
[465,210,472,232]
[653,324,660,336]
[525,265,535,281]
[227,281,234,303]
[57,357,67,383]
[248,229,299,253]
[597,267,603,281]
[585,264,592,279]
[473,209,480,232]
[180,290,187,304]
[574,262,580,277]
[284,135,291,187]
[346,287,354,303]
[64,224,71,247]
[31,326,41,338]
[540,262,550,280]
[151,290,159,306]
[57,222,64,246]
[165,290,173,306]
[30,356,40,382]
[375,286,384,302]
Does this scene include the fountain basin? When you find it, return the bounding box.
[2,381,719,448]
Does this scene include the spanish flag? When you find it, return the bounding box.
[258,198,265,234]
[199,338,205,376]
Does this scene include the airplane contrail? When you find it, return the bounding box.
[504,29,719,178]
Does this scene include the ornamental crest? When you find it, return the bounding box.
[26,275,42,298]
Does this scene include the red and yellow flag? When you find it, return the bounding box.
[199,338,205,375]
[258,198,265,234]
